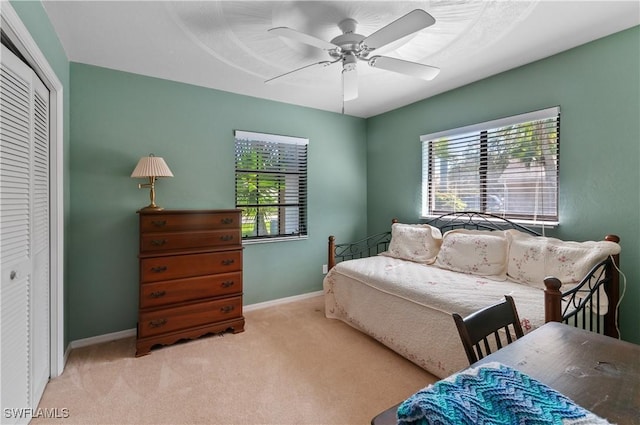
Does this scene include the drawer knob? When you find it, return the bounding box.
[151,266,167,273]
[220,305,235,314]
[221,218,234,224]
[150,290,166,298]
[151,220,167,227]
[149,319,167,328]
[220,235,233,241]
[151,239,167,246]
[221,281,234,288]
[222,259,235,266]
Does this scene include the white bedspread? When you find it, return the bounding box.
[323,255,549,378]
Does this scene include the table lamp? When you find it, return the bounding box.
[131,154,173,211]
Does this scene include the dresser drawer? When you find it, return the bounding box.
[140,229,240,253]
[140,272,242,308]
[141,250,242,283]
[138,296,243,338]
[140,212,239,233]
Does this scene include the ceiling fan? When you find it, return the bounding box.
[265,9,440,102]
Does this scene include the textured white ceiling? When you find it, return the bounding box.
[43,1,640,118]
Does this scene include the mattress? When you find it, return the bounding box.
[323,255,548,378]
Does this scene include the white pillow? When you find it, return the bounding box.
[505,229,621,289]
[435,229,508,280]
[382,223,442,264]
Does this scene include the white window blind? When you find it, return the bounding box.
[421,107,560,223]
[234,130,308,241]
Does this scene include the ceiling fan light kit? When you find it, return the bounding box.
[266,9,440,103]
[342,68,358,101]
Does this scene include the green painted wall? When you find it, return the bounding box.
[366,26,640,344]
[10,0,72,343]
[69,63,367,340]
[11,1,639,346]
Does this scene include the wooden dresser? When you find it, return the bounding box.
[136,209,245,356]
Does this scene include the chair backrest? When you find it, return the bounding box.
[452,295,524,364]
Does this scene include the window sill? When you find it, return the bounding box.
[242,235,308,245]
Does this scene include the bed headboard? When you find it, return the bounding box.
[422,212,540,236]
[328,212,537,269]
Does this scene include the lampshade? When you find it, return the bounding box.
[131,154,173,211]
[131,154,173,178]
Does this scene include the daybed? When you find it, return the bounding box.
[323,212,621,378]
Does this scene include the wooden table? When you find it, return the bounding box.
[371,322,640,425]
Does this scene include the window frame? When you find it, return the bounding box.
[420,107,560,225]
[234,130,308,243]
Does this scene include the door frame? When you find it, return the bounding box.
[1,2,65,377]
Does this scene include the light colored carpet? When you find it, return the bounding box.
[32,295,436,425]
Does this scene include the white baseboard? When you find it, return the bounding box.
[65,290,324,351]
[243,290,324,312]
[68,328,137,351]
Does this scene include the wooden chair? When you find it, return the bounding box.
[452,295,524,364]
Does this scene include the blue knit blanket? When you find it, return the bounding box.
[397,362,610,425]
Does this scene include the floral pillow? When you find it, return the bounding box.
[505,230,621,289]
[435,229,509,280]
[382,223,442,264]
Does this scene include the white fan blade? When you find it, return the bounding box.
[265,60,337,84]
[342,67,358,101]
[361,9,435,52]
[269,27,338,51]
[368,56,440,80]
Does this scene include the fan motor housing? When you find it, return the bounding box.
[330,18,366,56]
[330,33,365,53]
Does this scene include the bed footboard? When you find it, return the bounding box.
[544,235,620,338]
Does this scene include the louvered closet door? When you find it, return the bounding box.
[31,53,50,408]
[1,43,50,423]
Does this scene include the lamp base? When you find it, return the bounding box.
[137,205,164,212]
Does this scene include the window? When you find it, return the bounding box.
[234,130,308,241]
[421,107,560,223]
